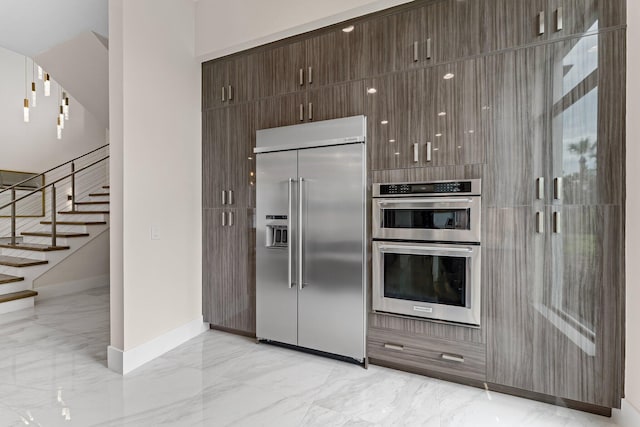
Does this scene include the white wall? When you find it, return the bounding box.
[195,0,412,60]
[109,0,201,358]
[0,46,106,172]
[33,229,109,287]
[625,0,640,416]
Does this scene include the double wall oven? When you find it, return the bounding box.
[372,180,482,326]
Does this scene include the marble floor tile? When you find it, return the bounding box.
[0,286,622,426]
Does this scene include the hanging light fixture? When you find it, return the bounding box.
[23,58,29,122]
[62,91,70,120]
[59,105,65,129]
[37,65,43,80]
[57,117,62,139]
[44,73,51,96]
[30,60,37,107]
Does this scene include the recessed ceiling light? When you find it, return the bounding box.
[443,73,455,80]
[342,25,355,33]
[381,120,388,125]
[367,87,377,94]
[438,111,446,117]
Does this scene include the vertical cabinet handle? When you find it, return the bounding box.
[426,38,432,59]
[228,211,234,227]
[228,190,234,205]
[554,177,563,200]
[288,178,295,289]
[538,11,545,35]
[228,85,233,100]
[221,190,227,205]
[308,102,313,121]
[221,86,226,102]
[553,211,561,234]
[413,143,419,163]
[536,177,545,200]
[426,142,432,162]
[556,7,563,31]
[299,104,304,121]
[299,68,304,86]
[536,211,545,234]
[308,66,313,84]
[413,41,419,62]
[221,211,227,226]
[298,177,304,290]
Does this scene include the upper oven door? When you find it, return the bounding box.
[372,196,481,242]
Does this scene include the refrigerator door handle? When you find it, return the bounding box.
[298,177,304,290]
[288,178,295,289]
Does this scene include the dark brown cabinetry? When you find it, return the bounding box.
[485,30,625,408]
[203,208,255,334]
[202,0,626,411]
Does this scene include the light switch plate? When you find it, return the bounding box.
[151,225,160,240]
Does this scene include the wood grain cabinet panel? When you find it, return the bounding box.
[256,92,307,130]
[548,31,625,206]
[546,0,626,41]
[250,41,305,99]
[203,208,255,334]
[227,103,256,209]
[305,30,352,88]
[307,81,365,123]
[481,0,548,53]
[350,13,399,80]
[365,73,409,170]
[203,108,229,208]
[202,60,228,110]
[368,327,487,381]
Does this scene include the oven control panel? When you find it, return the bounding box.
[374,179,480,197]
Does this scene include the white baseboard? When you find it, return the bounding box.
[35,275,109,300]
[613,399,640,427]
[107,316,208,375]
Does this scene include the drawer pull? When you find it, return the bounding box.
[441,353,464,363]
[383,343,404,351]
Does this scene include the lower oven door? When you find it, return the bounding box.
[372,241,481,326]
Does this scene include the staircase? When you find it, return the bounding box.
[0,146,109,314]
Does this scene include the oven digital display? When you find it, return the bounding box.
[380,181,472,195]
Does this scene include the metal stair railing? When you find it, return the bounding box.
[0,155,110,248]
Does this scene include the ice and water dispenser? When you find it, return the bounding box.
[265,215,288,248]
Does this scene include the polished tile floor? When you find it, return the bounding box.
[0,287,621,426]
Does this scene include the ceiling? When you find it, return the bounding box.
[0,0,108,57]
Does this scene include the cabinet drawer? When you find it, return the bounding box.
[368,327,486,381]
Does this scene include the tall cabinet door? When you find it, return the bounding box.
[255,151,299,346]
[203,108,229,208]
[297,144,365,361]
[227,103,256,209]
[307,81,365,122]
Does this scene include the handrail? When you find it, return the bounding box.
[0,156,109,211]
[0,144,109,196]
[1,155,109,247]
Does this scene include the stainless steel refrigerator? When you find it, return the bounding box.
[255,115,366,363]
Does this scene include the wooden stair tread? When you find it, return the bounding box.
[89,192,110,197]
[41,220,107,226]
[75,201,110,205]
[0,243,70,252]
[0,274,24,285]
[0,290,37,304]
[0,255,48,268]
[21,231,90,238]
[58,210,110,215]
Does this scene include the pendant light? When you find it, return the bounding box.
[23,58,29,122]
[59,106,65,129]
[38,65,43,80]
[31,61,37,107]
[62,91,70,120]
[44,73,51,96]
[57,117,62,139]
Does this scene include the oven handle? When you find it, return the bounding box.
[378,244,474,254]
[377,197,474,205]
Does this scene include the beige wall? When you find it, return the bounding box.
[33,230,109,287]
[109,0,201,351]
[195,0,412,60]
[626,0,640,414]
